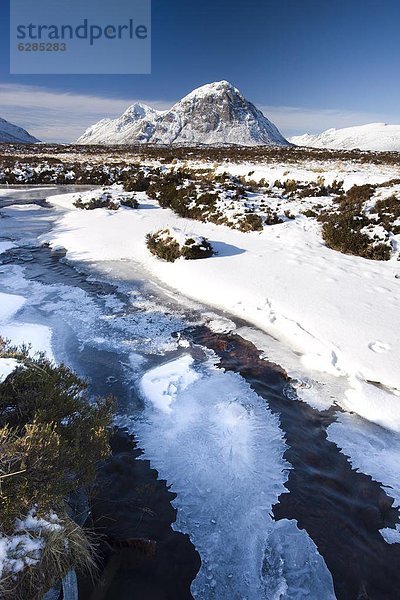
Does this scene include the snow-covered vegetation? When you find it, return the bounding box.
[73,187,139,210]
[146,227,213,261]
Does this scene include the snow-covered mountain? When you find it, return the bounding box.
[290,123,400,152]
[77,81,289,146]
[0,117,39,144]
[75,103,159,145]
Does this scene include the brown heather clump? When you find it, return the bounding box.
[123,172,151,192]
[146,231,181,262]
[321,184,392,261]
[146,229,213,262]
[73,194,119,210]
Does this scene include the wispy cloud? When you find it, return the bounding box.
[0,83,170,142]
[0,83,398,143]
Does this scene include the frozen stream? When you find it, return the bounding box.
[1,186,400,599]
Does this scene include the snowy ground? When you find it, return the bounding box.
[42,171,400,434]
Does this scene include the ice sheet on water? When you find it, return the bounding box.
[261,519,336,599]
[140,354,200,413]
[380,525,400,545]
[0,291,26,323]
[0,263,198,360]
[327,412,400,509]
[327,412,400,544]
[129,354,336,599]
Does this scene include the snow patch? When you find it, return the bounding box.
[343,377,400,433]
[0,358,19,382]
[139,354,200,413]
[0,291,54,361]
[0,292,26,323]
[0,509,62,580]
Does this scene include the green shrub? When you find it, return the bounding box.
[0,340,112,600]
[0,341,112,529]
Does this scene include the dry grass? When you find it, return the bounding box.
[0,516,99,600]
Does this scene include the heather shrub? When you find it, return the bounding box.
[0,340,112,528]
[120,196,139,209]
[123,173,151,192]
[181,237,214,259]
[321,184,391,260]
[374,195,400,234]
[146,228,213,262]
[73,193,119,210]
[0,339,112,599]
[146,231,181,262]
[238,213,264,232]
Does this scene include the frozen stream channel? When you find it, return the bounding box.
[1,186,400,600]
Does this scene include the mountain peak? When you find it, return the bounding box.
[77,81,289,147]
[181,80,240,101]
[122,103,159,119]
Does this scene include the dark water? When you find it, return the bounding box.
[1,188,400,600]
[190,327,400,600]
[81,430,200,600]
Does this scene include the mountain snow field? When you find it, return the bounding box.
[290,122,400,152]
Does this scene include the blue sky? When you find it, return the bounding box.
[1,0,400,141]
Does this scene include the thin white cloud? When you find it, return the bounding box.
[0,83,398,143]
[0,83,171,142]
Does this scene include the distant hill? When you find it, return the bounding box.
[290,123,400,152]
[0,117,39,143]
